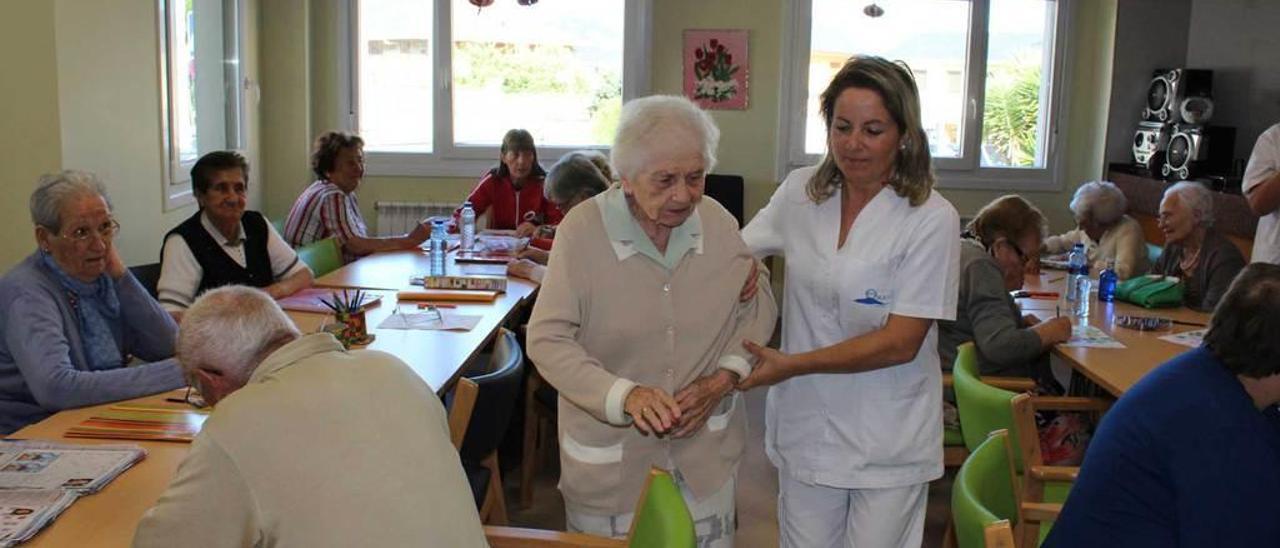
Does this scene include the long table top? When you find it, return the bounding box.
[1019,272,1210,396]
[11,250,537,546]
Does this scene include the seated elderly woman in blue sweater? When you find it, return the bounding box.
[0,171,185,434]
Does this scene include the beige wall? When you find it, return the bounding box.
[0,0,262,270]
[0,3,63,268]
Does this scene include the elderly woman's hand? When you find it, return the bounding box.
[670,369,736,438]
[624,385,682,435]
[515,222,539,238]
[738,340,801,391]
[106,247,127,280]
[517,247,550,265]
[506,259,544,282]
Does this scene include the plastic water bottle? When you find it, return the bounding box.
[460,201,476,252]
[429,219,447,276]
[1066,243,1087,301]
[1098,259,1118,303]
[1073,276,1092,328]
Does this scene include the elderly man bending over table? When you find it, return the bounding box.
[133,286,485,547]
[528,95,776,547]
[158,151,312,321]
[0,171,184,434]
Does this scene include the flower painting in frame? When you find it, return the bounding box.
[683,29,749,110]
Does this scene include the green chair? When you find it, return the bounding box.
[485,467,695,548]
[1147,242,1163,266]
[297,237,343,278]
[951,343,1109,546]
[952,430,1056,548]
[271,217,287,236]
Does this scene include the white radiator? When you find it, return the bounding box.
[374,201,457,236]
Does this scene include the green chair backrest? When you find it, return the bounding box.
[1146,242,1162,266]
[952,343,1024,470]
[953,430,1020,548]
[297,237,343,278]
[628,469,695,548]
[271,217,287,236]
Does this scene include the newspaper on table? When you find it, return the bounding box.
[0,440,146,493]
[0,489,78,547]
[0,440,146,546]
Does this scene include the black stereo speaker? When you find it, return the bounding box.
[1162,125,1235,180]
[1143,69,1213,123]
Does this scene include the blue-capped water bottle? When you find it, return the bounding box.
[1066,243,1087,301]
[460,201,476,252]
[429,219,447,276]
[1098,258,1118,303]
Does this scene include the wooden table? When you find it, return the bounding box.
[13,250,538,546]
[12,393,193,547]
[1018,272,1210,396]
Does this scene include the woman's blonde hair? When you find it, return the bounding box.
[807,55,934,207]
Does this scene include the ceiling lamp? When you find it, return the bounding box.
[863,3,884,17]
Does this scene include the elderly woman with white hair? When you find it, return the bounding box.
[1151,181,1246,310]
[507,150,615,281]
[1043,180,1150,279]
[0,171,185,434]
[527,96,776,546]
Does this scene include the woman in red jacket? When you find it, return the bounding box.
[457,129,563,237]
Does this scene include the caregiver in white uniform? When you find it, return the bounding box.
[740,55,960,547]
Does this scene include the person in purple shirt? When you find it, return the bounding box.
[1044,262,1280,547]
[0,171,185,434]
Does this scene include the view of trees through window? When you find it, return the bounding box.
[805,0,1055,169]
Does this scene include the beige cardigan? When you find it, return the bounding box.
[528,190,777,515]
[1043,214,1150,279]
[133,334,486,547]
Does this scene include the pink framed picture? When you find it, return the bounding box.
[683,29,749,110]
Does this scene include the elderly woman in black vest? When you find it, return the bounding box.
[158,151,313,322]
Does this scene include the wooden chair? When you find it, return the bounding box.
[459,328,523,525]
[520,367,557,508]
[486,467,695,548]
[448,378,479,450]
[951,429,1061,548]
[943,371,1036,468]
[946,343,1110,547]
[296,237,343,277]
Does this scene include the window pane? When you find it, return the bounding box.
[171,1,199,163]
[451,0,624,147]
[806,0,971,158]
[981,0,1054,168]
[359,0,434,153]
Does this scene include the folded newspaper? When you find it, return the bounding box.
[0,441,146,545]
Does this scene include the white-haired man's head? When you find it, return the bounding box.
[178,286,301,405]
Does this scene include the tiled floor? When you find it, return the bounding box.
[506,387,955,547]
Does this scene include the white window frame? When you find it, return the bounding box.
[156,0,247,210]
[776,0,1073,191]
[339,0,652,178]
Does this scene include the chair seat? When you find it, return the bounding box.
[464,461,490,508]
[944,423,965,447]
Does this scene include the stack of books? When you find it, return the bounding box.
[65,404,209,443]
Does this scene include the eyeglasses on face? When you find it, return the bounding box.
[997,237,1030,265]
[47,219,121,244]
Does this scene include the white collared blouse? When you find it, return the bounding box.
[742,165,960,489]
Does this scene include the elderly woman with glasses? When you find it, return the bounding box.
[528,96,776,546]
[0,171,185,434]
[1151,181,1246,311]
[1043,180,1149,280]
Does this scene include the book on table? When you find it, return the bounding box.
[396,288,500,303]
[0,440,148,546]
[410,275,507,292]
[277,287,383,314]
[64,403,209,443]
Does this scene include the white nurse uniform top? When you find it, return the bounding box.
[742,165,960,489]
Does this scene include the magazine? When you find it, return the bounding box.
[0,489,78,547]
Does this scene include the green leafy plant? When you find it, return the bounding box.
[983,62,1042,167]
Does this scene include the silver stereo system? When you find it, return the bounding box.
[1162,124,1235,180]
[1133,121,1172,170]
[1143,69,1213,123]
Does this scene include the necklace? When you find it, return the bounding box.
[1179,246,1201,274]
